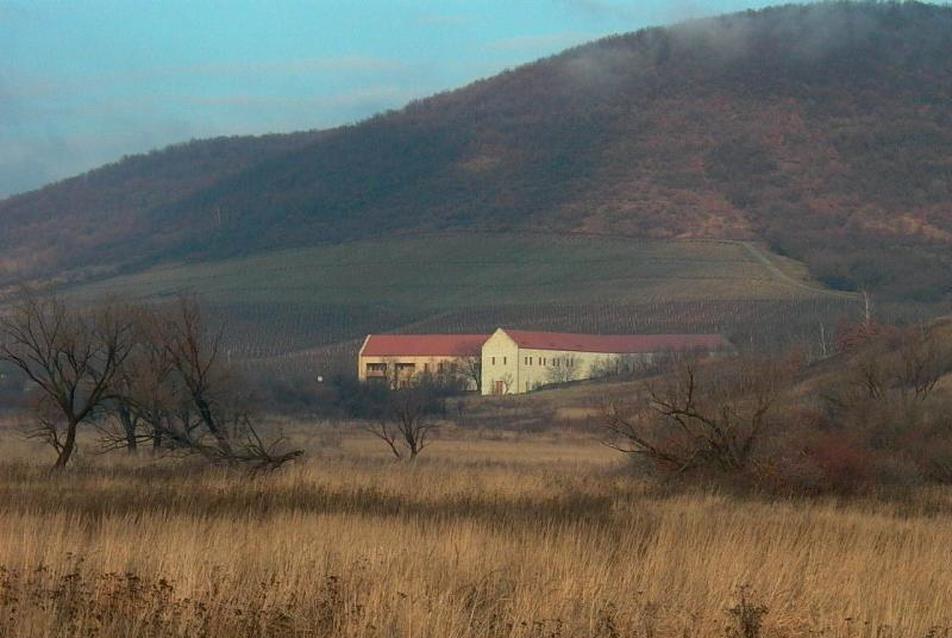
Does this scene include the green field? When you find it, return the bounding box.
[69,233,868,373]
[74,233,833,305]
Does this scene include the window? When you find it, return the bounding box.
[366,362,387,375]
[503,357,507,365]
[529,357,533,365]
[491,357,496,365]
[424,363,429,373]
[437,362,445,373]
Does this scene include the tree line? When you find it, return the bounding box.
[0,293,302,470]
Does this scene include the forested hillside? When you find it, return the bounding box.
[0,132,325,281]
[1,2,949,300]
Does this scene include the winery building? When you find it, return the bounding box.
[359,329,730,395]
[480,328,729,395]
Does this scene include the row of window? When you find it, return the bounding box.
[488,355,576,367]
[372,356,579,374]
[366,361,457,374]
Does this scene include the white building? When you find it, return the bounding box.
[480,328,730,395]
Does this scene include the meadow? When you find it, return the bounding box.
[1,421,950,638]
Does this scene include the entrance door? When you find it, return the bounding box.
[493,380,505,395]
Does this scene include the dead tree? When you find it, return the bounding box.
[0,294,135,468]
[603,356,786,475]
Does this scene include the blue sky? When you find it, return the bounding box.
[0,0,791,198]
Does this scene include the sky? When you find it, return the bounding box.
[0,0,792,199]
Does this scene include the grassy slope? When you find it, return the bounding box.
[68,233,878,375]
[74,233,831,307]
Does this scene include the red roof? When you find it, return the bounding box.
[501,330,729,354]
[361,334,488,357]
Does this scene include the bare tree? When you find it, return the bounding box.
[95,308,171,455]
[0,294,135,468]
[116,298,302,470]
[547,359,578,385]
[894,327,946,402]
[364,379,440,460]
[603,356,787,475]
[456,356,482,392]
[845,325,947,405]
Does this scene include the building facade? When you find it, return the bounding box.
[480,329,730,395]
[358,329,730,395]
[357,334,487,390]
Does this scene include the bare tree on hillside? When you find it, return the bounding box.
[844,325,947,405]
[0,294,135,468]
[602,356,788,475]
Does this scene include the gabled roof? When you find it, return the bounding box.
[500,329,729,354]
[360,334,489,357]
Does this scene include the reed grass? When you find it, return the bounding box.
[0,424,950,637]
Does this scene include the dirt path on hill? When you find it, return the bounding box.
[738,241,860,300]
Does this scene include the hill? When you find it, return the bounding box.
[1,2,950,302]
[0,131,325,283]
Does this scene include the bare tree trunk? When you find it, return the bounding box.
[53,420,79,469]
[117,403,138,453]
[194,395,233,456]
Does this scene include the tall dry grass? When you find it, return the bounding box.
[0,423,950,637]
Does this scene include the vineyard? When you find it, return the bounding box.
[242,297,931,380]
[66,232,929,380]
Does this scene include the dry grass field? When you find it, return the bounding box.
[0,420,950,638]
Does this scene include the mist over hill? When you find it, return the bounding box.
[1,2,950,301]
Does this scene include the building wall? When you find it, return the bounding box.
[358,354,479,390]
[481,328,658,395]
[480,330,520,395]
[508,348,655,394]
